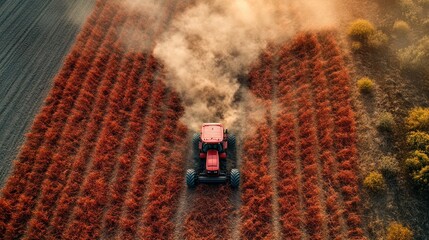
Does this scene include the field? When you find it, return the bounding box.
[1,0,428,239]
[0,0,95,185]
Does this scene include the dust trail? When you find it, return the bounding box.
[128,0,340,131]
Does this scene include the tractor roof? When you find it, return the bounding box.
[201,123,224,143]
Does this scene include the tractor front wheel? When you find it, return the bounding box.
[230,168,240,188]
[186,169,197,188]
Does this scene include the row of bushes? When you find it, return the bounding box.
[275,33,365,238]
[239,123,275,239]
[62,51,144,239]
[276,42,305,239]
[29,11,131,240]
[404,108,429,189]
[363,108,429,191]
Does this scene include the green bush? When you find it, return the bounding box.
[393,20,411,35]
[364,171,386,192]
[368,30,389,48]
[386,222,413,240]
[377,112,396,132]
[348,19,376,40]
[357,77,375,93]
[378,156,400,177]
[405,107,429,131]
[398,36,429,73]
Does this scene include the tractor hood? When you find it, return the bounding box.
[206,150,219,171]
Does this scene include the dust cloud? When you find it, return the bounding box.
[127,0,340,131]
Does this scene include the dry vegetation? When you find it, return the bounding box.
[349,0,429,238]
[0,0,428,239]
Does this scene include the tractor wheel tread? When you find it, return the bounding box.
[186,169,197,188]
[230,168,240,188]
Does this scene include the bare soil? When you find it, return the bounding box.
[0,0,94,186]
[337,0,429,239]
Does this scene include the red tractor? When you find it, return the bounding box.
[186,123,240,188]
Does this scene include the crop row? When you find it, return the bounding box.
[240,123,274,239]
[247,47,276,99]
[62,49,146,239]
[100,55,156,238]
[276,43,303,239]
[271,33,364,239]
[138,91,187,240]
[24,8,129,240]
[309,34,348,239]
[320,33,364,238]
[115,80,166,239]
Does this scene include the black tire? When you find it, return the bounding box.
[186,169,197,188]
[227,134,236,151]
[227,133,237,168]
[230,169,240,188]
[192,133,202,171]
[192,133,200,157]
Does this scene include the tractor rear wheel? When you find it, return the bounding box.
[230,168,240,188]
[186,169,197,188]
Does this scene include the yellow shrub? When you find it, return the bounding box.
[378,156,400,177]
[357,77,375,93]
[368,30,389,48]
[363,171,386,192]
[413,165,429,186]
[406,131,429,150]
[386,222,413,240]
[398,36,429,73]
[348,19,376,40]
[405,107,429,131]
[393,20,411,34]
[405,150,428,170]
[351,41,362,51]
[377,112,395,132]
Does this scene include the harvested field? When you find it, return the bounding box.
[4,0,427,239]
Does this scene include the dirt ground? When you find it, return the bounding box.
[0,0,94,186]
[336,0,429,239]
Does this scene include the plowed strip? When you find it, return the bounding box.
[24,7,128,240]
[0,1,109,236]
[2,3,119,239]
